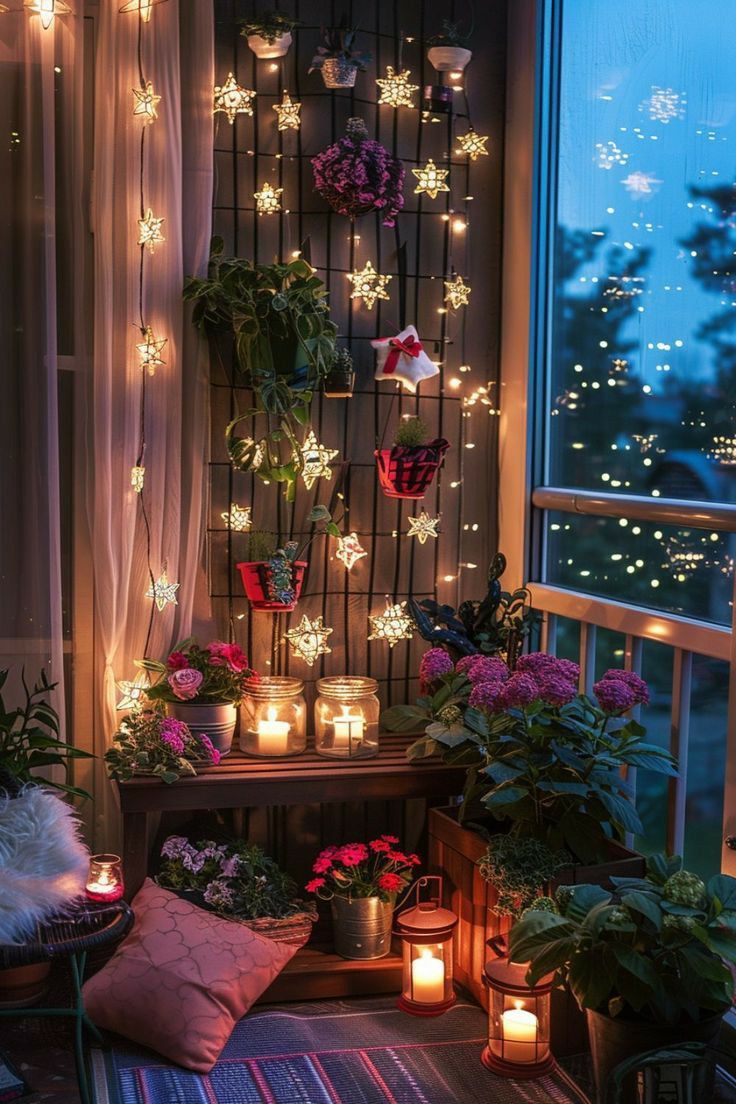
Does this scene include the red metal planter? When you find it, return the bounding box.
[375,439,450,500]
[237,560,308,612]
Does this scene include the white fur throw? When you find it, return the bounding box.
[0,785,90,944]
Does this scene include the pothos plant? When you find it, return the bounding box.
[184,240,338,501]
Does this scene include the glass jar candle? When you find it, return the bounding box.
[314,676,380,759]
[240,677,307,758]
[86,854,124,902]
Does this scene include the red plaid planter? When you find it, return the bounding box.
[236,560,307,612]
[375,440,450,500]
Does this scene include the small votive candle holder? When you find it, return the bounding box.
[314,676,380,759]
[86,854,124,902]
[240,677,307,758]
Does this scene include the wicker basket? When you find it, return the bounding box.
[158,884,316,948]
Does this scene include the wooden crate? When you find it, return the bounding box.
[428,805,645,1056]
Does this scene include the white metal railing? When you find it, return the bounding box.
[532,487,736,531]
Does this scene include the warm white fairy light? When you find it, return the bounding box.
[254,181,283,214]
[119,0,167,19]
[641,86,686,124]
[368,600,415,648]
[335,532,367,571]
[26,0,70,29]
[284,614,333,666]
[137,208,165,253]
[632,433,658,454]
[213,73,256,124]
[444,273,471,309]
[273,91,301,131]
[412,159,450,200]
[376,66,419,108]
[347,261,392,310]
[300,429,338,489]
[145,568,179,611]
[130,465,145,493]
[709,436,736,465]
[132,81,161,125]
[406,511,440,545]
[136,326,167,375]
[595,141,628,170]
[456,130,489,161]
[221,503,252,531]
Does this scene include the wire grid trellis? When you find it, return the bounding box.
[208,0,504,710]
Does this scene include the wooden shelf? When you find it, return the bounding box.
[262,942,403,1003]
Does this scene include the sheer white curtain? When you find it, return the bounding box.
[87,0,213,846]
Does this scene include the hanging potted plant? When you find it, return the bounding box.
[311,117,404,227]
[375,416,450,500]
[306,837,420,959]
[240,10,298,59]
[237,505,342,613]
[184,242,338,502]
[510,856,736,1103]
[323,346,355,398]
[309,20,372,89]
[427,19,473,74]
[137,640,258,758]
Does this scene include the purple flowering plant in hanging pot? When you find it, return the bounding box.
[311,117,405,227]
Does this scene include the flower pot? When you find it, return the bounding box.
[427,46,473,73]
[375,440,450,500]
[167,701,237,756]
[586,1007,721,1104]
[237,560,308,612]
[321,57,358,88]
[323,366,355,398]
[331,895,394,960]
[246,31,292,59]
[242,905,318,948]
[0,962,51,1009]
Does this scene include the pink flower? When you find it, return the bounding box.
[467,657,511,685]
[600,669,649,706]
[370,839,391,853]
[386,849,409,865]
[378,872,404,893]
[469,680,505,711]
[536,674,578,708]
[306,877,326,894]
[419,648,454,689]
[160,717,188,754]
[594,678,637,715]
[207,641,251,673]
[197,732,221,765]
[337,843,370,866]
[498,673,540,709]
[166,650,190,670]
[381,835,400,844]
[313,855,334,874]
[517,652,580,685]
[167,668,203,701]
[407,853,422,866]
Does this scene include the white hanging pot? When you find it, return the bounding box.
[427,46,472,73]
[247,31,292,59]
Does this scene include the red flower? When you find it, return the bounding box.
[407,853,422,866]
[381,835,400,844]
[207,641,251,673]
[338,843,369,866]
[305,877,326,894]
[386,850,409,865]
[370,839,391,853]
[378,872,404,893]
[166,650,189,670]
[312,855,334,874]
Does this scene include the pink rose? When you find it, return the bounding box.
[207,641,250,673]
[166,650,189,671]
[167,668,203,701]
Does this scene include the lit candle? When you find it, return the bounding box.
[411,949,445,1004]
[332,709,365,750]
[86,856,124,902]
[257,706,290,756]
[496,1006,539,1064]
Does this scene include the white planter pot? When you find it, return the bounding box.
[167,701,237,757]
[427,46,472,73]
[247,32,292,59]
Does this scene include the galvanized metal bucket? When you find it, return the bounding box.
[167,701,237,756]
[331,895,394,960]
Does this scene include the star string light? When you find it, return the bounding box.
[145,568,179,611]
[376,66,419,108]
[273,91,301,130]
[456,130,489,161]
[136,326,167,375]
[709,436,736,465]
[300,429,338,489]
[444,273,471,309]
[284,614,333,666]
[221,503,252,531]
[132,81,161,125]
[406,511,440,544]
[412,159,450,199]
[368,600,415,648]
[595,141,628,170]
[130,465,145,493]
[26,0,71,29]
[335,532,367,570]
[254,181,283,215]
[347,260,392,310]
[119,0,168,19]
[137,208,165,253]
[116,677,149,711]
[641,86,686,124]
[213,73,256,124]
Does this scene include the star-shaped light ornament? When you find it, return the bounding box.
[347,261,392,310]
[444,274,471,309]
[455,130,489,161]
[145,568,179,611]
[137,208,165,253]
[254,181,283,215]
[132,81,161,125]
[213,73,256,124]
[368,600,415,648]
[116,677,149,711]
[221,503,252,531]
[136,326,167,375]
[335,532,367,571]
[119,0,168,20]
[26,0,71,29]
[622,171,662,197]
[412,159,450,200]
[300,429,338,490]
[130,465,145,493]
[273,91,301,131]
[376,66,419,108]
[285,614,333,666]
[407,511,440,545]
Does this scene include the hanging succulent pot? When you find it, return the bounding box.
[240,13,298,59]
[246,31,293,59]
[237,557,308,612]
[321,56,358,88]
[309,22,372,90]
[324,348,355,397]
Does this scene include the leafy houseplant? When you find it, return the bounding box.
[427,20,473,74]
[324,346,355,397]
[309,22,372,88]
[0,668,92,801]
[510,856,736,1102]
[240,10,298,58]
[477,833,570,917]
[184,241,337,501]
[105,702,221,784]
[311,118,405,228]
[375,416,450,500]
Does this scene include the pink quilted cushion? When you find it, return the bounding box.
[82,879,297,1072]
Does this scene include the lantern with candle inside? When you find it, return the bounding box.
[314,676,379,759]
[482,937,555,1079]
[394,876,457,1015]
[239,677,307,758]
[86,854,124,903]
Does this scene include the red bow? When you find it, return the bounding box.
[381,333,423,375]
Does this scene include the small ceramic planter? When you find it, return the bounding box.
[237,559,308,612]
[167,701,237,757]
[246,31,292,59]
[321,57,358,88]
[427,46,472,73]
[331,895,394,960]
[324,366,355,398]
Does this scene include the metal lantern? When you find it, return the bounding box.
[482,939,556,1079]
[394,876,457,1016]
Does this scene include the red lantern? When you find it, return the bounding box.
[482,938,556,1079]
[394,876,457,1016]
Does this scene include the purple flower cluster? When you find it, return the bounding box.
[517,652,580,684]
[311,119,405,227]
[460,652,582,714]
[419,647,454,689]
[594,669,650,715]
[457,655,511,684]
[468,680,505,710]
[159,717,189,755]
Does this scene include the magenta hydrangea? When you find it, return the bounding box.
[593,678,637,714]
[311,118,405,227]
[498,672,540,709]
[468,680,505,712]
[419,648,454,687]
[466,656,511,685]
[536,673,577,708]
[517,652,580,684]
[600,668,650,706]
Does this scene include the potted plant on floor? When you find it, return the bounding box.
[136,640,258,757]
[323,347,355,397]
[309,21,372,89]
[240,10,298,59]
[510,855,736,1103]
[105,701,224,781]
[306,837,420,960]
[427,19,473,74]
[375,416,450,500]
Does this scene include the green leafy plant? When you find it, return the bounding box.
[477,834,571,916]
[240,10,298,42]
[510,854,736,1025]
[243,530,278,563]
[427,19,472,47]
[393,415,428,448]
[0,668,92,800]
[105,702,222,784]
[309,21,372,72]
